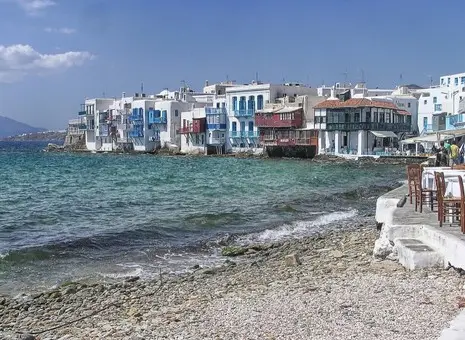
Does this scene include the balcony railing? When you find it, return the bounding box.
[255,117,302,128]
[260,137,318,146]
[207,123,227,130]
[325,122,410,132]
[230,131,260,138]
[205,107,227,115]
[233,109,255,117]
[209,137,226,145]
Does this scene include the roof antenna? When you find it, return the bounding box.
[361,69,365,83]
[141,82,144,93]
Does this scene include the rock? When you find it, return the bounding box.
[284,253,301,266]
[332,250,344,259]
[372,236,393,259]
[19,334,36,340]
[221,246,247,257]
[63,286,77,295]
[127,307,142,318]
[125,276,140,283]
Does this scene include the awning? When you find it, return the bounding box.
[400,133,455,144]
[370,131,398,138]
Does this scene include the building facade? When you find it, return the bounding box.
[77,89,193,152]
[314,92,411,156]
[256,95,319,157]
[225,82,318,153]
[416,72,465,134]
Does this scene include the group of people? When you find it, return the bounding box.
[434,139,465,166]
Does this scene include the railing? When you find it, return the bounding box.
[207,123,227,130]
[230,131,259,138]
[233,109,255,117]
[255,117,302,128]
[149,116,167,124]
[209,138,226,145]
[205,107,227,115]
[325,122,410,132]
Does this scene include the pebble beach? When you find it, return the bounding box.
[0,222,463,340]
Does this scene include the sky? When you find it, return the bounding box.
[0,0,464,130]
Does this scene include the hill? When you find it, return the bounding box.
[0,131,67,142]
[0,115,47,138]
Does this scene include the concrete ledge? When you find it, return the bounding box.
[396,238,442,270]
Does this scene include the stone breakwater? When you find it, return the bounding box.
[1,225,464,340]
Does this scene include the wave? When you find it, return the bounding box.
[236,209,358,244]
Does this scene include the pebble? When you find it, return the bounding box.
[0,226,462,340]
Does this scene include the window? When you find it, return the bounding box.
[240,121,245,131]
[434,104,443,111]
[407,102,411,108]
[433,97,437,104]
[423,117,428,128]
[461,77,465,85]
[201,134,204,145]
[248,96,255,111]
[424,100,427,105]
[365,111,371,122]
[455,78,459,86]
[232,121,237,131]
[216,103,220,108]
[248,121,254,131]
[175,109,179,117]
[232,97,237,110]
[448,78,451,85]
[257,95,264,110]
[239,96,246,110]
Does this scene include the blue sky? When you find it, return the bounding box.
[0,0,464,130]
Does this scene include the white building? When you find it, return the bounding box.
[225,82,318,153]
[318,83,393,98]
[179,108,207,154]
[313,90,411,156]
[416,72,465,133]
[81,88,193,152]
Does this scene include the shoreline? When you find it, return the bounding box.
[1,222,462,340]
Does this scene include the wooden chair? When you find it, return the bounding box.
[458,176,465,233]
[407,164,421,205]
[435,172,461,227]
[414,167,437,212]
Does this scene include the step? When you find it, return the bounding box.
[395,238,443,270]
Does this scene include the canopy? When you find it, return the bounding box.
[370,131,398,138]
[400,133,454,144]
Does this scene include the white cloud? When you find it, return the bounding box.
[44,27,76,34]
[0,44,94,82]
[14,0,56,15]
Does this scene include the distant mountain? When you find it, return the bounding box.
[0,115,47,138]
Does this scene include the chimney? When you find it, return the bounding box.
[122,92,126,98]
[205,80,209,87]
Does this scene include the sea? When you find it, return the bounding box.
[0,141,404,296]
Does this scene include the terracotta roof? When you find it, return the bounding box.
[314,98,399,110]
[398,110,411,116]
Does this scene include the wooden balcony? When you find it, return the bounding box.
[325,122,410,132]
[255,109,303,128]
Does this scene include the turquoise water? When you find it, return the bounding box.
[0,142,404,295]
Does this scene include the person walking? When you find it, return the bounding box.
[451,140,460,165]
